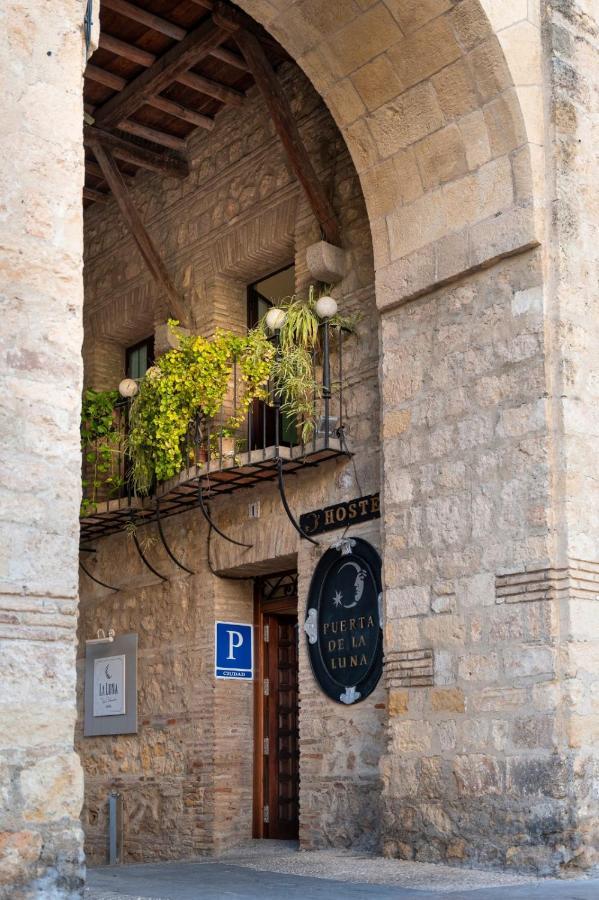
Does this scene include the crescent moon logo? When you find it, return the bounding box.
[105,664,112,679]
[334,561,368,609]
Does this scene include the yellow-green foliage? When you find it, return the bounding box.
[128,323,274,492]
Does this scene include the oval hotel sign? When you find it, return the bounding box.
[304,538,383,704]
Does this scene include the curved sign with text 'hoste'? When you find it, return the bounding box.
[304,538,383,704]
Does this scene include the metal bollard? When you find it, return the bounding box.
[108,790,123,865]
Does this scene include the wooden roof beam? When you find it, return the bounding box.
[100,0,186,41]
[209,46,249,72]
[84,126,189,177]
[99,32,155,67]
[145,94,214,129]
[86,63,126,91]
[86,60,215,129]
[89,142,190,327]
[94,33,244,106]
[83,186,109,203]
[117,119,187,151]
[176,70,243,105]
[98,3,250,73]
[213,3,340,245]
[93,17,230,128]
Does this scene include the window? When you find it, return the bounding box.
[247,265,295,328]
[126,336,154,380]
[247,266,296,448]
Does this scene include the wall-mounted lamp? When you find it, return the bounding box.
[86,628,115,645]
[118,378,139,398]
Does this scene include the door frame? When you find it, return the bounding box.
[252,572,298,838]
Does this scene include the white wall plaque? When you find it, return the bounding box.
[93,654,126,717]
[85,633,137,736]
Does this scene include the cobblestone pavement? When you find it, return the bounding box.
[85,841,599,900]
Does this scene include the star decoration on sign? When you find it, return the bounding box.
[333,590,343,607]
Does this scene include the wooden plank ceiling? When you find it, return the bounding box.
[83,0,288,206]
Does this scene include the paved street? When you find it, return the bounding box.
[85,842,599,900]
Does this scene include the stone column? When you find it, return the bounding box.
[0,1,86,895]
[544,0,599,869]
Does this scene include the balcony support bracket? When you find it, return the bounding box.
[130,517,169,581]
[155,498,195,575]
[198,483,253,548]
[80,559,120,592]
[276,457,319,546]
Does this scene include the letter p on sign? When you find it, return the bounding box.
[215,621,253,680]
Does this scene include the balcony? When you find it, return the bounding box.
[79,322,349,546]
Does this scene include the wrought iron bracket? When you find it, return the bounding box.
[155,499,195,575]
[80,559,119,592]
[198,483,253,548]
[276,457,319,546]
[130,518,168,581]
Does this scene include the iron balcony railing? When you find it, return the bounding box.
[81,323,347,512]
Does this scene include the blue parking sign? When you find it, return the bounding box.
[215,621,253,680]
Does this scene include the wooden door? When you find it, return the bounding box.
[254,577,299,839]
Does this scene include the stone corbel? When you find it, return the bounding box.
[154,321,190,357]
[306,240,347,284]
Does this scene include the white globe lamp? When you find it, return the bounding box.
[315,295,338,320]
[265,307,286,331]
[118,378,139,398]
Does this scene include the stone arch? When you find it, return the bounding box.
[233,0,543,311]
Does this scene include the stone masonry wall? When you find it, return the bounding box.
[78,60,381,862]
[0,1,86,897]
[378,246,597,874]
[544,0,599,870]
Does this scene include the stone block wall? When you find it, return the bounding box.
[377,247,598,873]
[544,0,599,868]
[78,59,381,862]
[0,1,86,896]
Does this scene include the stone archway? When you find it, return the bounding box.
[5,0,599,891]
[234,0,543,310]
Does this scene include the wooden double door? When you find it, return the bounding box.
[253,574,299,839]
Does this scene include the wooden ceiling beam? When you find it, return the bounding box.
[92,34,243,107]
[83,186,109,203]
[89,142,190,327]
[117,119,188,151]
[100,0,186,41]
[176,70,244,105]
[86,63,126,91]
[85,126,189,177]
[209,46,249,72]
[214,3,340,245]
[86,60,215,129]
[146,94,214,129]
[99,32,156,67]
[93,17,229,128]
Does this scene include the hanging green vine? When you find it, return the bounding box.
[127,324,275,493]
[79,289,358,510]
[80,388,125,515]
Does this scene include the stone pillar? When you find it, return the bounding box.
[0,1,85,896]
[544,0,599,869]
[193,274,246,338]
